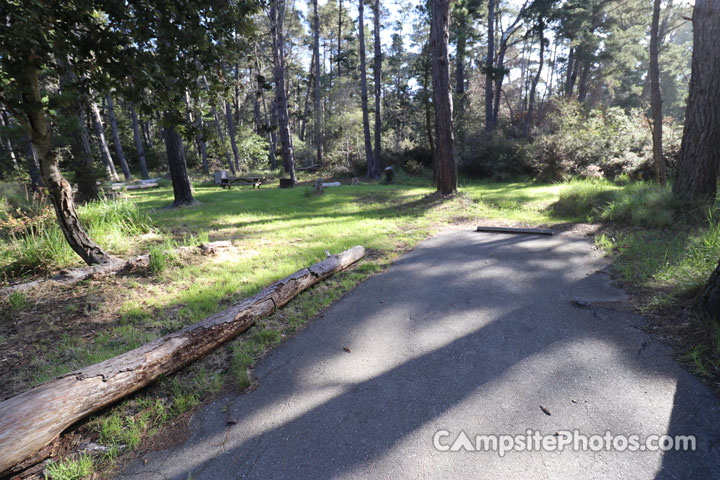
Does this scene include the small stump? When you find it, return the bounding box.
[279,178,294,189]
[313,178,324,195]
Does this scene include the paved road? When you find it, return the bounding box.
[121,231,720,480]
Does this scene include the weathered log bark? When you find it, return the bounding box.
[431,0,457,195]
[0,246,365,475]
[358,0,374,178]
[672,0,720,202]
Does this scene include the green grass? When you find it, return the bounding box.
[10,176,720,474]
[0,195,153,278]
[44,454,94,480]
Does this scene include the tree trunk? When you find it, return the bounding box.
[23,136,44,190]
[455,24,466,148]
[226,101,241,172]
[89,97,119,182]
[524,26,545,137]
[69,103,100,203]
[164,120,194,207]
[358,0,374,178]
[22,66,112,265]
[270,0,296,183]
[564,46,575,97]
[672,0,720,202]
[650,0,667,185]
[130,105,150,180]
[300,50,315,142]
[577,61,591,102]
[431,0,457,195]
[372,0,382,179]
[492,34,508,130]
[0,109,17,169]
[337,0,343,78]
[700,258,720,318]
[57,65,100,203]
[0,246,365,476]
[106,96,131,181]
[484,0,496,135]
[422,41,436,181]
[195,111,209,175]
[313,0,323,166]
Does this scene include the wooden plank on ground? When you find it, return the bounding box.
[476,226,554,236]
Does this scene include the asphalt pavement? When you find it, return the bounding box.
[120,230,720,479]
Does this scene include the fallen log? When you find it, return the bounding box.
[0,245,365,475]
[476,225,554,236]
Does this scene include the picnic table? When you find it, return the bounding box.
[214,171,271,189]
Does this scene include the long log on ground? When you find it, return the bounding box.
[0,246,365,475]
[476,225,554,236]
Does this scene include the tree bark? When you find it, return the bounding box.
[270,0,297,183]
[313,0,323,166]
[106,96,132,181]
[431,0,457,195]
[484,0,496,135]
[0,109,17,169]
[650,0,667,185]
[300,50,315,142]
[89,97,119,182]
[58,65,100,202]
[564,46,575,97]
[23,135,44,190]
[22,66,112,265]
[422,41,435,181]
[455,22,466,147]
[0,246,365,476]
[164,120,194,207]
[129,105,150,180]
[337,0,343,77]
[358,0,374,178]
[372,0,382,179]
[672,0,720,202]
[524,26,545,137]
[226,101,241,172]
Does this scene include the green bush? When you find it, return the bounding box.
[552,180,680,228]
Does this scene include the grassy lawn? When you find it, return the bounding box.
[3,175,720,476]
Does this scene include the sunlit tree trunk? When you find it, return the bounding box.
[270,0,296,183]
[106,96,131,181]
[313,0,323,166]
[226,101,241,172]
[524,25,545,137]
[358,0,374,177]
[672,0,720,202]
[372,0,382,179]
[649,0,667,185]
[431,0,457,194]
[89,96,119,182]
